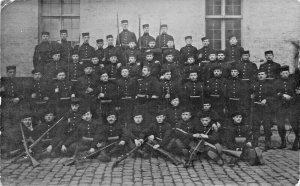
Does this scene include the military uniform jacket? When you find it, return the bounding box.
[274,77,296,108]
[225,45,244,63]
[143,60,161,78]
[205,77,227,99]
[35,120,60,146]
[180,44,198,62]
[124,121,150,141]
[161,62,180,79]
[1,77,24,100]
[225,77,248,102]
[207,60,232,78]
[137,33,155,49]
[95,80,118,101]
[155,33,174,48]
[162,48,180,64]
[197,109,220,123]
[26,78,50,104]
[78,43,96,61]
[20,123,38,141]
[59,110,82,145]
[233,60,257,82]
[33,41,53,68]
[92,64,103,77]
[197,46,215,62]
[51,79,73,100]
[160,79,180,100]
[125,63,142,78]
[59,40,73,60]
[194,124,219,144]
[250,80,275,104]
[105,63,121,80]
[224,121,251,150]
[183,80,204,99]
[259,61,281,80]
[95,48,104,61]
[44,59,67,80]
[117,77,137,99]
[176,119,197,145]
[76,74,98,98]
[136,76,161,98]
[103,45,122,64]
[166,106,185,128]
[142,47,162,63]
[182,63,201,80]
[69,62,84,82]
[148,122,172,148]
[123,48,142,64]
[116,29,137,47]
[95,122,124,143]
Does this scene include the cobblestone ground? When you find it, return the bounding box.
[1,131,299,186]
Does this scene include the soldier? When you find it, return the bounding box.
[224,35,244,63]
[45,50,66,81]
[58,29,73,61]
[143,51,161,78]
[197,100,221,128]
[250,69,275,150]
[161,52,180,80]
[197,37,215,64]
[233,50,258,83]
[116,20,137,50]
[95,39,105,63]
[183,70,204,114]
[105,53,122,80]
[166,96,185,128]
[162,39,180,64]
[104,35,122,66]
[69,51,84,82]
[156,24,174,49]
[180,36,198,67]
[125,55,142,78]
[200,51,217,82]
[123,40,142,65]
[144,39,162,63]
[259,50,281,81]
[96,111,126,162]
[27,69,50,122]
[33,31,52,74]
[90,55,104,77]
[78,32,96,64]
[137,24,155,52]
[182,54,201,81]
[216,50,232,78]
[117,67,137,125]
[274,66,296,149]
[291,84,300,150]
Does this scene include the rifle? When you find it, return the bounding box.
[159,19,163,63]
[117,12,121,47]
[145,142,181,166]
[19,123,40,167]
[138,15,142,52]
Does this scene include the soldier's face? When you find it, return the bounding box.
[156,115,165,124]
[22,117,33,128]
[33,72,42,80]
[229,37,238,45]
[187,58,195,64]
[52,54,60,61]
[164,72,172,80]
[7,70,16,78]
[122,23,128,29]
[84,67,93,74]
[57,72,66,80]
[142,68,150,76]
[217,54,225,60]
[265,54,274,61]
[82,111,92,121]
[166,55,174,62]
[203,39,209,46]
[257,72,267,80]
[200,117,211,126]
[233,115,243,124]
[97,43,104,48]
[280,71,290,79]
[133,115,143,124]
[83,36,90,43]
[128,57,136,63]
[295,87,300,95]
[71,104,79,111]
[91,58,99,64]
[101,73,109,82]
[129,42,136,48]
[72,54,79,62]
[242,54,250,60]
[181,112,191,121]
[60,33,68,40]
[209,54,216,61]
[231,70,239,77]
[44,113,55,122]
[41,35,49,41]
[110,56,118,63]
[171,98,180,107]
[143,27,149,33]
[213,69,222,77]
[185,39,192,45]
[148,41,155,48]
[107,115,116,124]
[161,27,167,34]
[167,41,174,48]
[107,38,114,45]
[146,54,154,61]
[189,73,198,81]
[203,103,211,111]
[121,69,129,77]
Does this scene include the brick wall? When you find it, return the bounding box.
[1,0,39,77]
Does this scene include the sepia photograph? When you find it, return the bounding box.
[0,0,299,185]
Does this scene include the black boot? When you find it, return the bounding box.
[292,137,299,151]
[278,139,286,149]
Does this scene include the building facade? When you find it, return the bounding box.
[1,0,300,76]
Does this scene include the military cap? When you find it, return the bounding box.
[81,109,92,116]
[170,94,180,100]
[82,32,90,37]
[128,39,136,43]
[230,65,239,71]
[106,35,113,39]
[132,110,144,117]
[155,108,166,116]
[83,61,93,69]
[202,97,211,104]
[197,112,211,119]
[96,39,104,43]
[228,35,237,40]
[181,107,192,114]
[121,20,128,24]
[280,65,289,72]
[145,50,154,55]
[71,97,80,105]
[128,54,137,58]
[148,38,156,42]
[212,65,223,72]
[209,51,217,55]
[142,24,149,28]
[185,36,192,40]
[41,31,50,36]
[217,50,225,55]
[106,110,117,117]
[188,69,198,74]
[160,24,168,28]
[264,50,273,55]
[165,51,174,56]
[60,29,68,34]
[21,112,33,119]
[6,65,16,71]
[100,70,108,76]
[257,69,267,74]
[242,50,250,55]
[91,54,99,59]
[55,68,66,74]
[187,54,195,59]
[43,107,56,116]
[161,69,171,75]
[201,37,208,41]
[108,52,118,58]
[31,69,42,74]
[72,50,79,55]
[51,50,61,56]
[231,111,245,118]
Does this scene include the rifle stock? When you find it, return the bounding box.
[145,142,181,165]
[117,12,121,47]
[112,145,140,168]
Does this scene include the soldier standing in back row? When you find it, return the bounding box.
[224,35,244,63]
[197,37,215,64]
[58,29,73,61]
[138,24,155,53]
[259,50,281,81]
[117,20,137,50]
[156,24,174,49]
[180,36,198,67]
[78,32,96,64]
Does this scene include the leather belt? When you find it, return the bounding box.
[210,94,220,98]
[190,96,201,98]
[82,136,94,141]
[101,100,112,103]
[81,58,91,61]
[108,136,119,141]
[121,96,132,100]
[266,78,274,80]
[71,79,78,82]
[254,102,263,105]
[136,95,149,99]
[35,101,47,105]
[242,79,250,81]
[60,97,70,100]
[229,98,240,101]
[41,138,53,142]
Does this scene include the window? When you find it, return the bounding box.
[40,0,80,44]
[206,0,242,50]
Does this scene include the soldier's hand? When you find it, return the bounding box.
[0,86,5,92]
[283,94,291,100]
[98,93,105,98]
[261,99,267,105]
[193,133,201,138]
[89,148,95,153]
[68,118,71,123]
[165,94,170,99]
[216,122,221,128]
[198,53,203,59]
[139,139,144,144]
[55,88,59,93]
[100,64,105,68]
[199,134,208,139]
[295,88,300,95]
[43,97,49,101]
[148,135,154,141]
[153,144,160,149]
[96,143,103,148]
[250,94,255,99]
[151,95,158,99]
[212,123,218,131]
[135,139,141,147]
[46,145,53,152]
[12,97,20,104]
[61,145,67,153]
[102,58,106,62]
[246,142,252,147]
[155,60,160,64]
[31,93,37,98]
[160,76,164,80]
[117,63,122,68]
[119,140,125,146]
[86,87,93,93]
[146,49,151,53]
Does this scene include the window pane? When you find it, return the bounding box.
[225,19,241,46]
[206,0,221,15]
[62,18,80,42]
[62,0,80,16]
[225,0,241,15]
[41,17,61,40]
[206,19,222,50]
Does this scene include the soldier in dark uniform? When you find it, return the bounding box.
[58,29,73,61]
[27,69,50,122]
[123,40,142,65]
[69,51,84,82]
[224,35,244,63]
[259,50,281,81]
[250,70,275,150]
[95,39,105,63]
[91,55,104,77]
[126,55,142,78]
[116,20,137,50]
[104,35,122,66]
[291,84,300,150]
[137,24,155,53]
[166,96,185,128]
[156,24,174,50]
[233,50,258,83]
[33,31,52,74]
[161,52,180,80]
[117,67,137,125]
[143,51,161,79]
[180,36,198,67]
[182,54,201,81]
[143,39,162,63]
[78,32,96,64]
[105,53,122,80]
[274,66,296,149]
[45,50,66,81]
[205,50,232,79]
[162,39,180,64]
[200,51,217,82]
[197,100,221,127]
[197,37,215,64]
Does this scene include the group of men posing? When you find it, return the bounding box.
[1,20,300,166]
